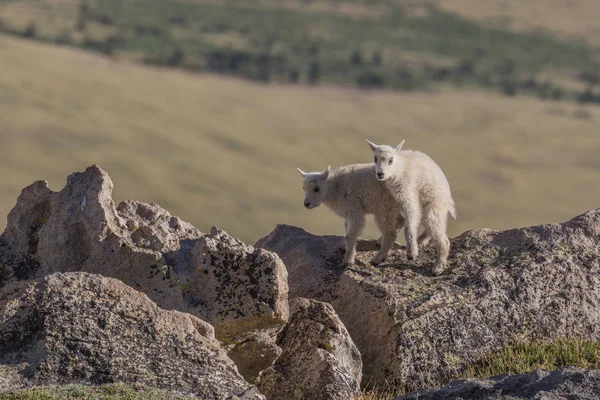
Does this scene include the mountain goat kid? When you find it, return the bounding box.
[366,140,456,276]
[296,164,404,267]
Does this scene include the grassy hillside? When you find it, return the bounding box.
[1,34,599,244]
[1,0,600,103]
[431,0,600,44]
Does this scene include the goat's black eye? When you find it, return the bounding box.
[314,187,320,193]
[388,158,393,165]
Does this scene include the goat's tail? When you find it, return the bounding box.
[448,199,457,220]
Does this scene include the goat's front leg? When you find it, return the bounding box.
[403,198,422,261]
[342,213,366,267]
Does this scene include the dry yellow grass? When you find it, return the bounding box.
[0,0,78,37]
[1,34,599,244]
[427,0,600,44]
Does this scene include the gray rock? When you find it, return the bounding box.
[0,165,289,383]
[181,226,289,339]
[227,330,283,388]
[396,367,600,400]
[0,272,264,399]
[117,199,202,253]
[0,167,186,310]
[178,226,289,382]
[258,298,362,400]
[255,209,600,391]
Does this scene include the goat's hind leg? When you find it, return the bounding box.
[425,208,450,276]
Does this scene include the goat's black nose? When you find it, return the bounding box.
[304,200,310,207]
[377,172,384,178]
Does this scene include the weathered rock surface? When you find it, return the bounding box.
[117,199,202,253]
[258,298,362,400]
[0,167,188,309]
[256,209,600,391]
[177,226,289,382]
[396,367,600,400]
[0,165,289,383]
[0,272,264,399]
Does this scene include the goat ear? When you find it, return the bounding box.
[366,139,378,152]
[297,168,307,177]
[320,165,330,180]
[394,140,406,152]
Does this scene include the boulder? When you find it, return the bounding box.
[0,165,289,383]
[396,367,600,400]
[176,226,289,382]
[256,209,600,391]
[0,272,264,399]
[0,167,188,309]
[258,298,362,400]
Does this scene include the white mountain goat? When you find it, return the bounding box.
[296,163,405,267]
[366,140,456,276]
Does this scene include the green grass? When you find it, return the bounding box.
[361,338,600,399]
[458,338,600,379]
[1,0,599,102]
[2,339,599,399]
[0,383,196,400]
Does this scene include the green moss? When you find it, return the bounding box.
[213,315,281,344]
[0,365,13,378]
[292,386,303,399]
[319,341,334,352]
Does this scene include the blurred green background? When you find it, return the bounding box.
[1,0,599,243]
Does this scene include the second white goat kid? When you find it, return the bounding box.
[297,164,404,267]
[366,140,456,276]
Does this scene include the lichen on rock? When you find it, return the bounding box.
[0,272,264,399]
[0,165,290,385]
[258,297,362,400]
[256,209,600,390]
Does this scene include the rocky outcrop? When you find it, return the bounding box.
[0,272,264,399]
[258,298,362,400]
[256,209,600,391]
[177,226,289,382]
[6,164,600,397]
[0,167,190,309]
[0,165,289,383]
[396,367,600,400]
